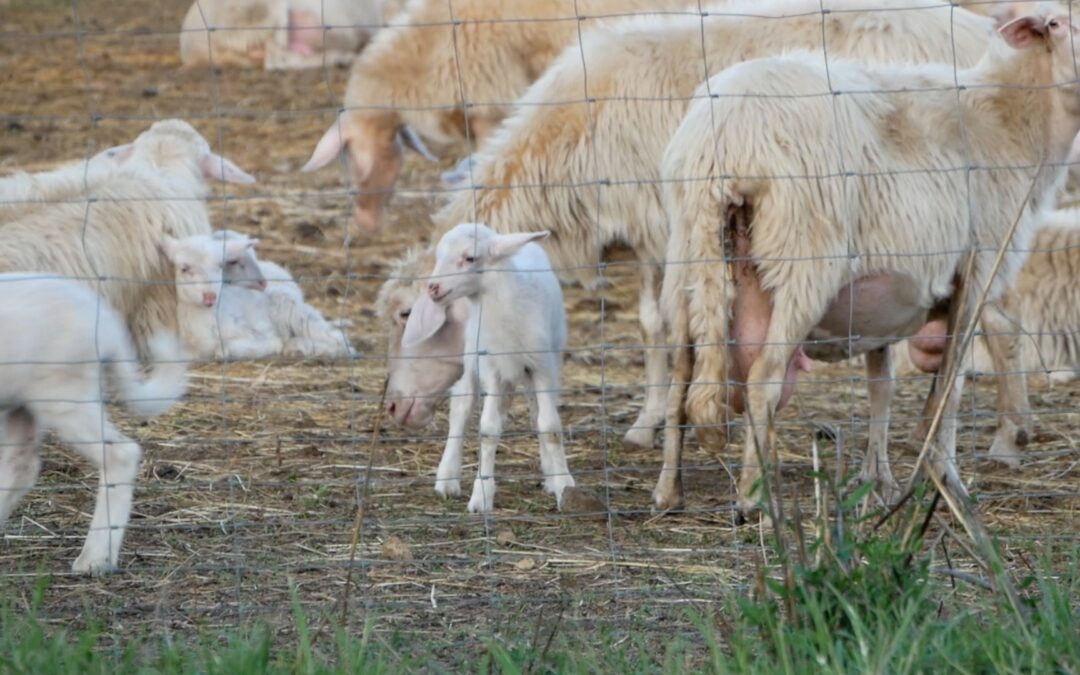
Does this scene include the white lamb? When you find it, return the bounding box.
[431,0,995,455]
[659,6,1080,517]
[180,0,395,70]
[0,120,256,361]
[0,273,188,574]
[164,233,355,360]
[300,0,687,233]
[402,222,573,512]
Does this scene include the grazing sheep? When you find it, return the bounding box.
[165,233,355,360]
[380,246,469,427]
[432,0,995,454]
[402,223,573,512]
[0,120,255,361]
[301,0,687,233]
[180,0,394,70]
[0,274,187,574]
[659,7,1080,517]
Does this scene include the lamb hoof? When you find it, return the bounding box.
[72,554,115,576]
[623,425,656,449]
[467,478,495,513]
[434,478,461,498]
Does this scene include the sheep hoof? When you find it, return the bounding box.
[72,553,115,576]
[467,478,495,513]
[623,425,656,448]
[651,486,684,513]
[987,435,1022,470]
[434,478,461,498]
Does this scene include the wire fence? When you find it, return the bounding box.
[0,0,1078,657]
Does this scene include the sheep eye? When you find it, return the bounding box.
[180,265,191,274]
[399,309,411,320]
[1049,19,1060,28]
[225,259,239,267]
[464,255,476,263]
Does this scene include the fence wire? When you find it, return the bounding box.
[0,0,1078,657]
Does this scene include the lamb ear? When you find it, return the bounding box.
[303,119,347,172]
[199,153,257,184]
[998,14,1049,49]
[159,236,180,262]
[488,230,550,261]
[399,125,437,162]
[401,293,447,348]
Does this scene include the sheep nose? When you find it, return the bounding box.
[428,282,440,297]
[202,291,218,307]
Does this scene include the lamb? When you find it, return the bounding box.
[0,274,188,574]
[379,246,469,427]
[164,232,355,360]
[401,222,573,512]
[180,0,395,70]
[0,119,256,361]
[300,0,687,233]
[430,0,996,454]
[658,6,1080,518]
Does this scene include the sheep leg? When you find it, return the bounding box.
[46,403,141,575]
[652,305,694,511]
[624,263,668,448]
[858,347,900,503]
[221,335,284,360]
[467,379,510,514]
[531,364,574,507]
[436,375,476,498]
[0,408,40,526]
[981,303,1030,469]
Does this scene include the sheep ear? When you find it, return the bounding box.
[303,119,347,172]
[200,153,257,184]
[401,293,447,348]
[104,143,135,163]
[998,14,1050,48]
[159,236,180,262]
[399,125,437,162]
[487,230,550,261]
[224,237,255,259]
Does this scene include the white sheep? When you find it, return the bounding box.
[402,222,573,512]
[300,0,687,233]
[0,119,255,361]
[180,0,395,70]
[659,7,1080,517]
[0,273,187,574]
[0,144,130,224]
[379,246,469,427]
[431,0,995,457]
[164,232,355,360]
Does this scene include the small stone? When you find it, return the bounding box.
[513,557,535,571]
[560,486,607,516]
[494,529,515,546]
[381,535,413,561]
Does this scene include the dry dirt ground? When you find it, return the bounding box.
[1,0,1078,662]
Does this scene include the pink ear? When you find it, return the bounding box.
[302,120,346,172]
[199,153,256,184]
[401,293,448,348]
[998,15,1048,49]
[488,230,550,260]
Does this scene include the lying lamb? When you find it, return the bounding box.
[0,274,188,574]
[402,223,573,512]
[164,233,355,360]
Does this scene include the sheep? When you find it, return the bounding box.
[401,222,573,512]
[300,0,688,233]
[430,0,996,456]
[180,0,394,70]
[658,6,1080,518]
[0,144,129,224]
[0,119,256,361]
[164,232,356,360]
[0,273,188,574]
[379,246,469,427]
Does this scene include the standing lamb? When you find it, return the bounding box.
[659,7,1080,517]
[402,223,573,512]
[164,233,355,360]
[430,0,995,455]
[180,0,395,70]
[0,274,187,574]
[0,119,256,361]
[300,0,687,233]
